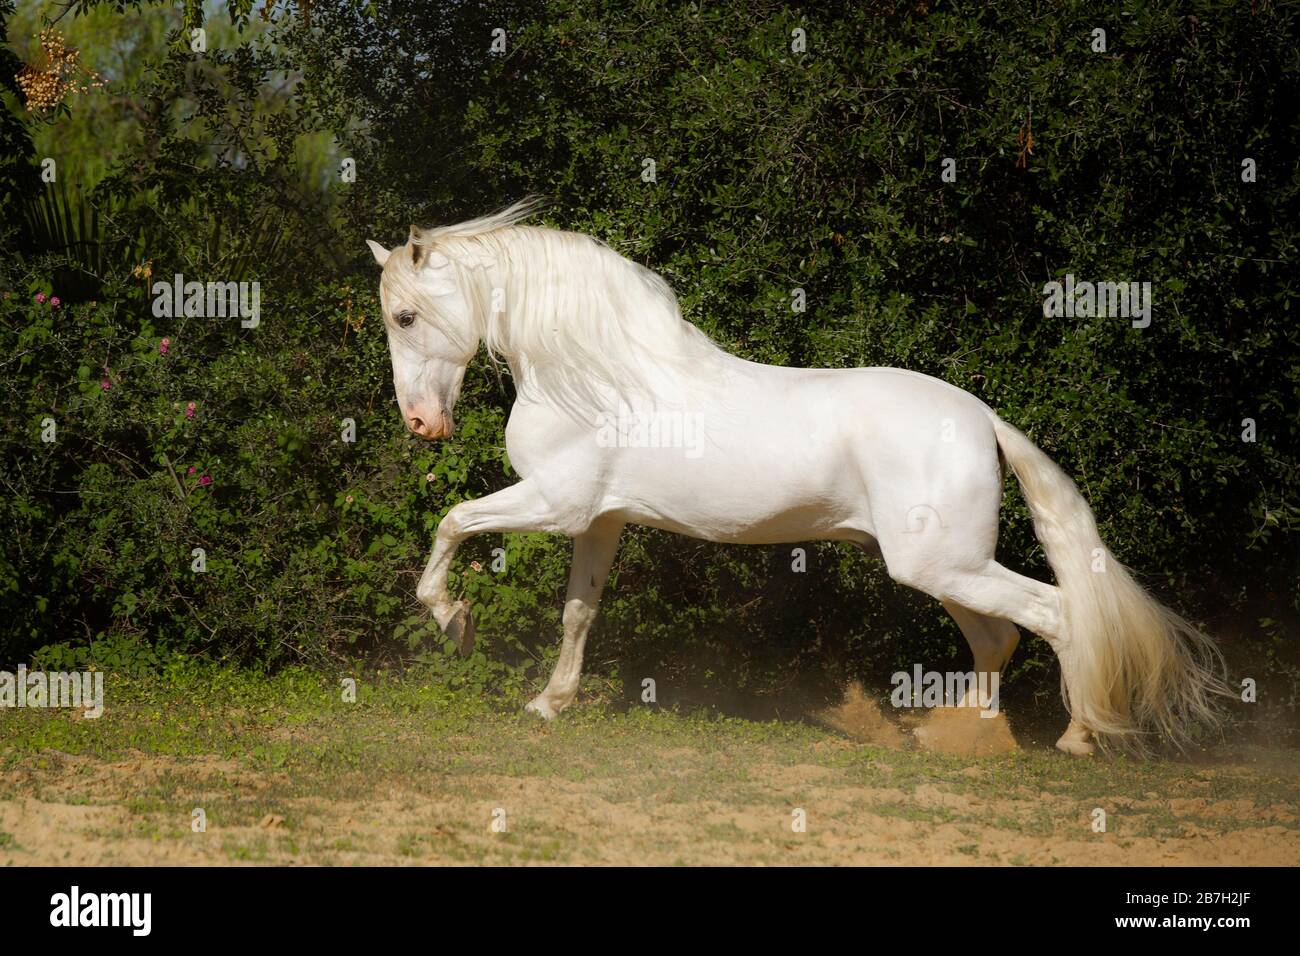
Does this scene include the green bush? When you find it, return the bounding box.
[1,0,1296,721]
[0,273,555,696]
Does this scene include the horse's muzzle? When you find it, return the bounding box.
[407,408,454,440]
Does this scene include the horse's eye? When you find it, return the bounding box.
[397,311,415,328]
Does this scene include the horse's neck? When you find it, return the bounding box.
[504,352,748,429]
[485,288,744,413]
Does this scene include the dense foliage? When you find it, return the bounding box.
[2,1,1296,722]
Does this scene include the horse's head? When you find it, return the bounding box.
[366,228,482,441]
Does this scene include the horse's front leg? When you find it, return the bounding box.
[526,519,624,720]
[416,479,563,654]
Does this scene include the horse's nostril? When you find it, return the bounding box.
[409,417,425,433]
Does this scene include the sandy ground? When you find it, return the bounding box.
[2,747,1296,866]
[1,680,1297,866]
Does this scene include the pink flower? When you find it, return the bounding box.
[199,474,212,487]
[187,466,196,476]
[185,401,196,419]
[425,472,435,483]
[469,561,483,572]
[49,296,60,308]
[35,293,46,304]
[100,378,111,391]
[159,337,170,355]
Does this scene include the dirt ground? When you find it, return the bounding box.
[1,673,1297,865]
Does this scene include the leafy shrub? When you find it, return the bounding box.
[2,0,1296,723]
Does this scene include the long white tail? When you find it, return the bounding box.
[990,415,1229,753]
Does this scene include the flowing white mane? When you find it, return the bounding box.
[381,200,724,412]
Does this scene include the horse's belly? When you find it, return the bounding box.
[603,443,870,544]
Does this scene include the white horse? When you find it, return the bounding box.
[366,201,1225,756]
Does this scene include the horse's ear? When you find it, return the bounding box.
[365,240,390,267]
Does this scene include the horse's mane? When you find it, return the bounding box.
[380,199,724,413]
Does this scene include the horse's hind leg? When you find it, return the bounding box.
[909,600,1021,754]
[934,567,1094,755]
[525,519,624,720]
[885,548,1094,755]
[941,600,1019,708]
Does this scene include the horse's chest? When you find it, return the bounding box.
[503,402,586,478]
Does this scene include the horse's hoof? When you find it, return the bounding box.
[444,601,475,656]
[1055,734,1095,756]
[524,696,558,721]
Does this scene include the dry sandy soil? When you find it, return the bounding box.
[1,673,1297,865]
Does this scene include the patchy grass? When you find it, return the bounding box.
[0,664,1297,865]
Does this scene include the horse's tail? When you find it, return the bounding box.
[989,414,1229,753]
